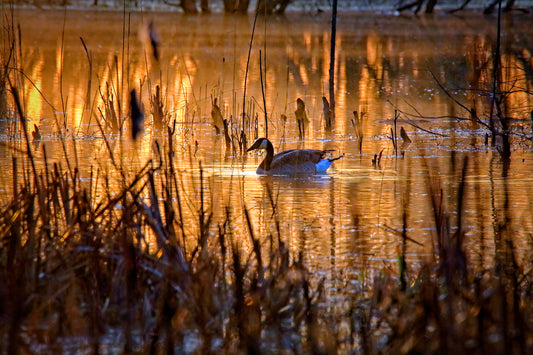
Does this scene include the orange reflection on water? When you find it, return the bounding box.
[4,9,533,274]
[25,52,44,131]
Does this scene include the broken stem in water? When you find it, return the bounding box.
[242,11,259,152]
[328,0,338,125]
[260,49,267,139]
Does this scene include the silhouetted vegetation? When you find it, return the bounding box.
[2,86,533,352]
[2,0,532,14]
[2,3,533,354]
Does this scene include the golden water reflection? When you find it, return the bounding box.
[2,9,533,278]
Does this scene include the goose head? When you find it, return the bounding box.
[246,137,272,152]
[247,138,275,173]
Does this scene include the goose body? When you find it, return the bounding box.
[246,138,343,175]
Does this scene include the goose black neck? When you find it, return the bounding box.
[260,139,274,171]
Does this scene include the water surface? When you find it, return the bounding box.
[2,8,533,281]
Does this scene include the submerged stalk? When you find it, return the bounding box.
[242,11,259,151]
[260,49,267,138]
[328,0,338,125]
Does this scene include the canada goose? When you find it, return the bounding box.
[247,138,343,175]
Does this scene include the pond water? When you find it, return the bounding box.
[2,8,533,280]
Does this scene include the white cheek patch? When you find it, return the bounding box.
[259,140,268,149]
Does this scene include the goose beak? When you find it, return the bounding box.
[246,139,261,152]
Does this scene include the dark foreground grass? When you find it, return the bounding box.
[1,120,533,354]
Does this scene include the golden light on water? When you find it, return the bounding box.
[25,53,44,129]
[3,9,533,271]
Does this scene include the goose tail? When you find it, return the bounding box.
[328,153,345,162]
[316,153,344,173]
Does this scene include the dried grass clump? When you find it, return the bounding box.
[0,125,331,353]
[2,130,533,354]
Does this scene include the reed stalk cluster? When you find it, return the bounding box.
[2,105,533,353]
[2,5,533,354]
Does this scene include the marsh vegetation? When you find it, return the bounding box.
[1,5,533,354]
